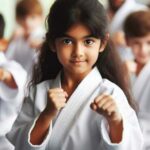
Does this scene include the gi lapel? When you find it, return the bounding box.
[47,67,103,149]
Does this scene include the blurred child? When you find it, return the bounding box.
[107,0,147,61]
[124,10,150,150]
[6,0,45,76]
[7,0,143,149]
[0,14,27,150]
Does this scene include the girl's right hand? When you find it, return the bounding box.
[45,88,68,118]
[31,88,68,145]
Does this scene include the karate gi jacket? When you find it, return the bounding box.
[7,67,143,150]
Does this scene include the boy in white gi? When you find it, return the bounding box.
[6,0,45,75]
[124,10,150,150]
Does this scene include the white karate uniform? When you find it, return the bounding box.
[0,52,27,150]
[131,62,150,150]
[7,67,143,150]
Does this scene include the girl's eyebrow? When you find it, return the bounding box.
[60,33,96,39]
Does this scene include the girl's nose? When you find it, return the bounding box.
[72,42,84,57]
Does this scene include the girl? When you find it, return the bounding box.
[7,0,143,149]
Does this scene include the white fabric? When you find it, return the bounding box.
[109,0,147,34]
[132,61,150,150]
[0,52,27,150]
[6,27,45,74]
[117,46,134,62]
[0,52,7,63]
[7,67,143,150]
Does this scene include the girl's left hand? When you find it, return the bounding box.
[91,93,123,142]
[90,93,122,124]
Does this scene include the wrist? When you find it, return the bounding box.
[42,108,57,120]
[107,114,123,126]
[108,119,123,128]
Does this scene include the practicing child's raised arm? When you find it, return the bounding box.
[30,88,68,145]
[91,92,123,143]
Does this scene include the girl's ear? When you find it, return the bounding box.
[99,33,109,52]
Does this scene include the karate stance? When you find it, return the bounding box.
[7,0,143,149]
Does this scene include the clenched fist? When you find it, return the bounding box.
[45,88,68,118]
[90,92,122,124]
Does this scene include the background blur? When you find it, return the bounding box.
[0,0,149,39]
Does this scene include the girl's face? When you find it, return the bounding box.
[127,34,150,65]
[54,23,106,77]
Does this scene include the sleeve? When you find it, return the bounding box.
[6,86,53,150]
[97,84,143,150]
[0,60,27,101]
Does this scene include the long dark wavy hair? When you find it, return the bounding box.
[30,0,135,109]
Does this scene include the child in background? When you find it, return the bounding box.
[7,0,143,150]
[6,0,45,75]
[107,0,147,61]
[0,14,27,150]
[124,10,150,150]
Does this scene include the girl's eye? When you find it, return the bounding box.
[84,39,94,45]
[63,39,72,45]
